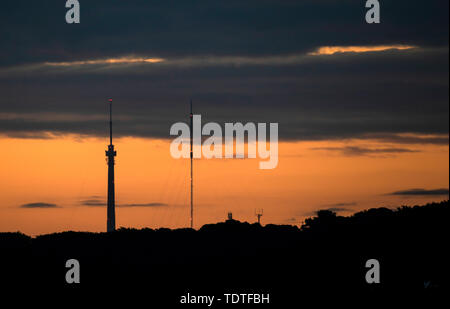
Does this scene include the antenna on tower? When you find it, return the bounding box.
[255,208,263,225]
[189,99,194,229]
[109,98,113,145]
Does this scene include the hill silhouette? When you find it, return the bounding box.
[1,200,448,304]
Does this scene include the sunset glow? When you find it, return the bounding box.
[44,56,165,67]
[309,45,416,55]
[0,135,447,235]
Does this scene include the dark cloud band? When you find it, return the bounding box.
[0,1,448,143]
[20,202,59,208]
[388,188,449,196]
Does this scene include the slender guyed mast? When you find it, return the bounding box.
[190,99,194,229]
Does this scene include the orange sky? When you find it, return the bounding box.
[0,135,448,236]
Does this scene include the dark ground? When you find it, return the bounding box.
[1,200,448,306]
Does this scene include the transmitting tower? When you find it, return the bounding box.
[106,98,116,232]
[190,99,194,229]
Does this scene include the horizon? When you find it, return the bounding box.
[3,199,448,238]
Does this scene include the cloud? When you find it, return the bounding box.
[322,202,358,208]
[311,146,419,156]
[323,208,352,213]
[0,1,448,68]
[45,57,165,67]
[309,45,416,56]
[80,200,168,207]
[364,133,449,145]
[1,46,419,74]
[0,1,447,143]
[0,47,437,77]
[118,203,168,208]
[388,188,449,196]
[20,202,59,208]
[80,199,106,207]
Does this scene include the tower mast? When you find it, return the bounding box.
[255,209,263,225]
[190,99,194,229]
[106,98,116,232]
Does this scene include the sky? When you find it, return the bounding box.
[0,0,448,235]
